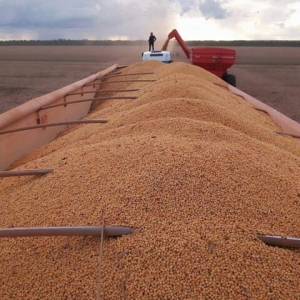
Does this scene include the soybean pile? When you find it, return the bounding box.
[1,61,300,299]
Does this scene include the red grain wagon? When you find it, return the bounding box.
[168,29,236,86]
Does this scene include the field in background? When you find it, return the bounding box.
[0,45,299,122]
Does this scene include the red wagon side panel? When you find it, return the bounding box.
[190,48,236,78]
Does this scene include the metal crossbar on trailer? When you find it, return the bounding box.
[39,96,138,110]
[0,226,134,238]
[258,235,300,248]
[0,120,107,135]
[101,72,154,79]
[84,79,155,87]
[0,169,53,177]
[66,89,139,97]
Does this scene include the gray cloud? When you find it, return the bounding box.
[172,0,230,19]
[0,0,102,28]
[173,0,200,16]
[199,0,230,19]
[0,0,299,40]
[0,0,179,39]
[275,22,285,29]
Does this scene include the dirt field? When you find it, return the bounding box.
[0,45,299,122]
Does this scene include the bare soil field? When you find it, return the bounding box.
[0,45,299,122]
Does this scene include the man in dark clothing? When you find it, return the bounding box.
[148,32,156,51]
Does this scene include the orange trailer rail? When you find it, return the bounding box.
[0,64,118,171]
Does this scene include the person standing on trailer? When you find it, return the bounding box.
[148,32,156,51]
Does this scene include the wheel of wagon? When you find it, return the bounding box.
[223,74,236,87]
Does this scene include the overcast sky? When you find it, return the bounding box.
[0,0,299,41]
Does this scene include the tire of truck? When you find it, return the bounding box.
[222,73,236,87]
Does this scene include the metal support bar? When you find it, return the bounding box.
[66,89,139,97]
[254,107,269,114]
[0,226,134,238]
[105,71,122,76]
[274,131,300,139]
[116,65,128,69]
[84,79,155,87]
[40,96,138,110]
[96,213,105,300]
[258,235,300,248]
[0,120,108,135]
[0,169,53,177]
[99,72,154,79]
